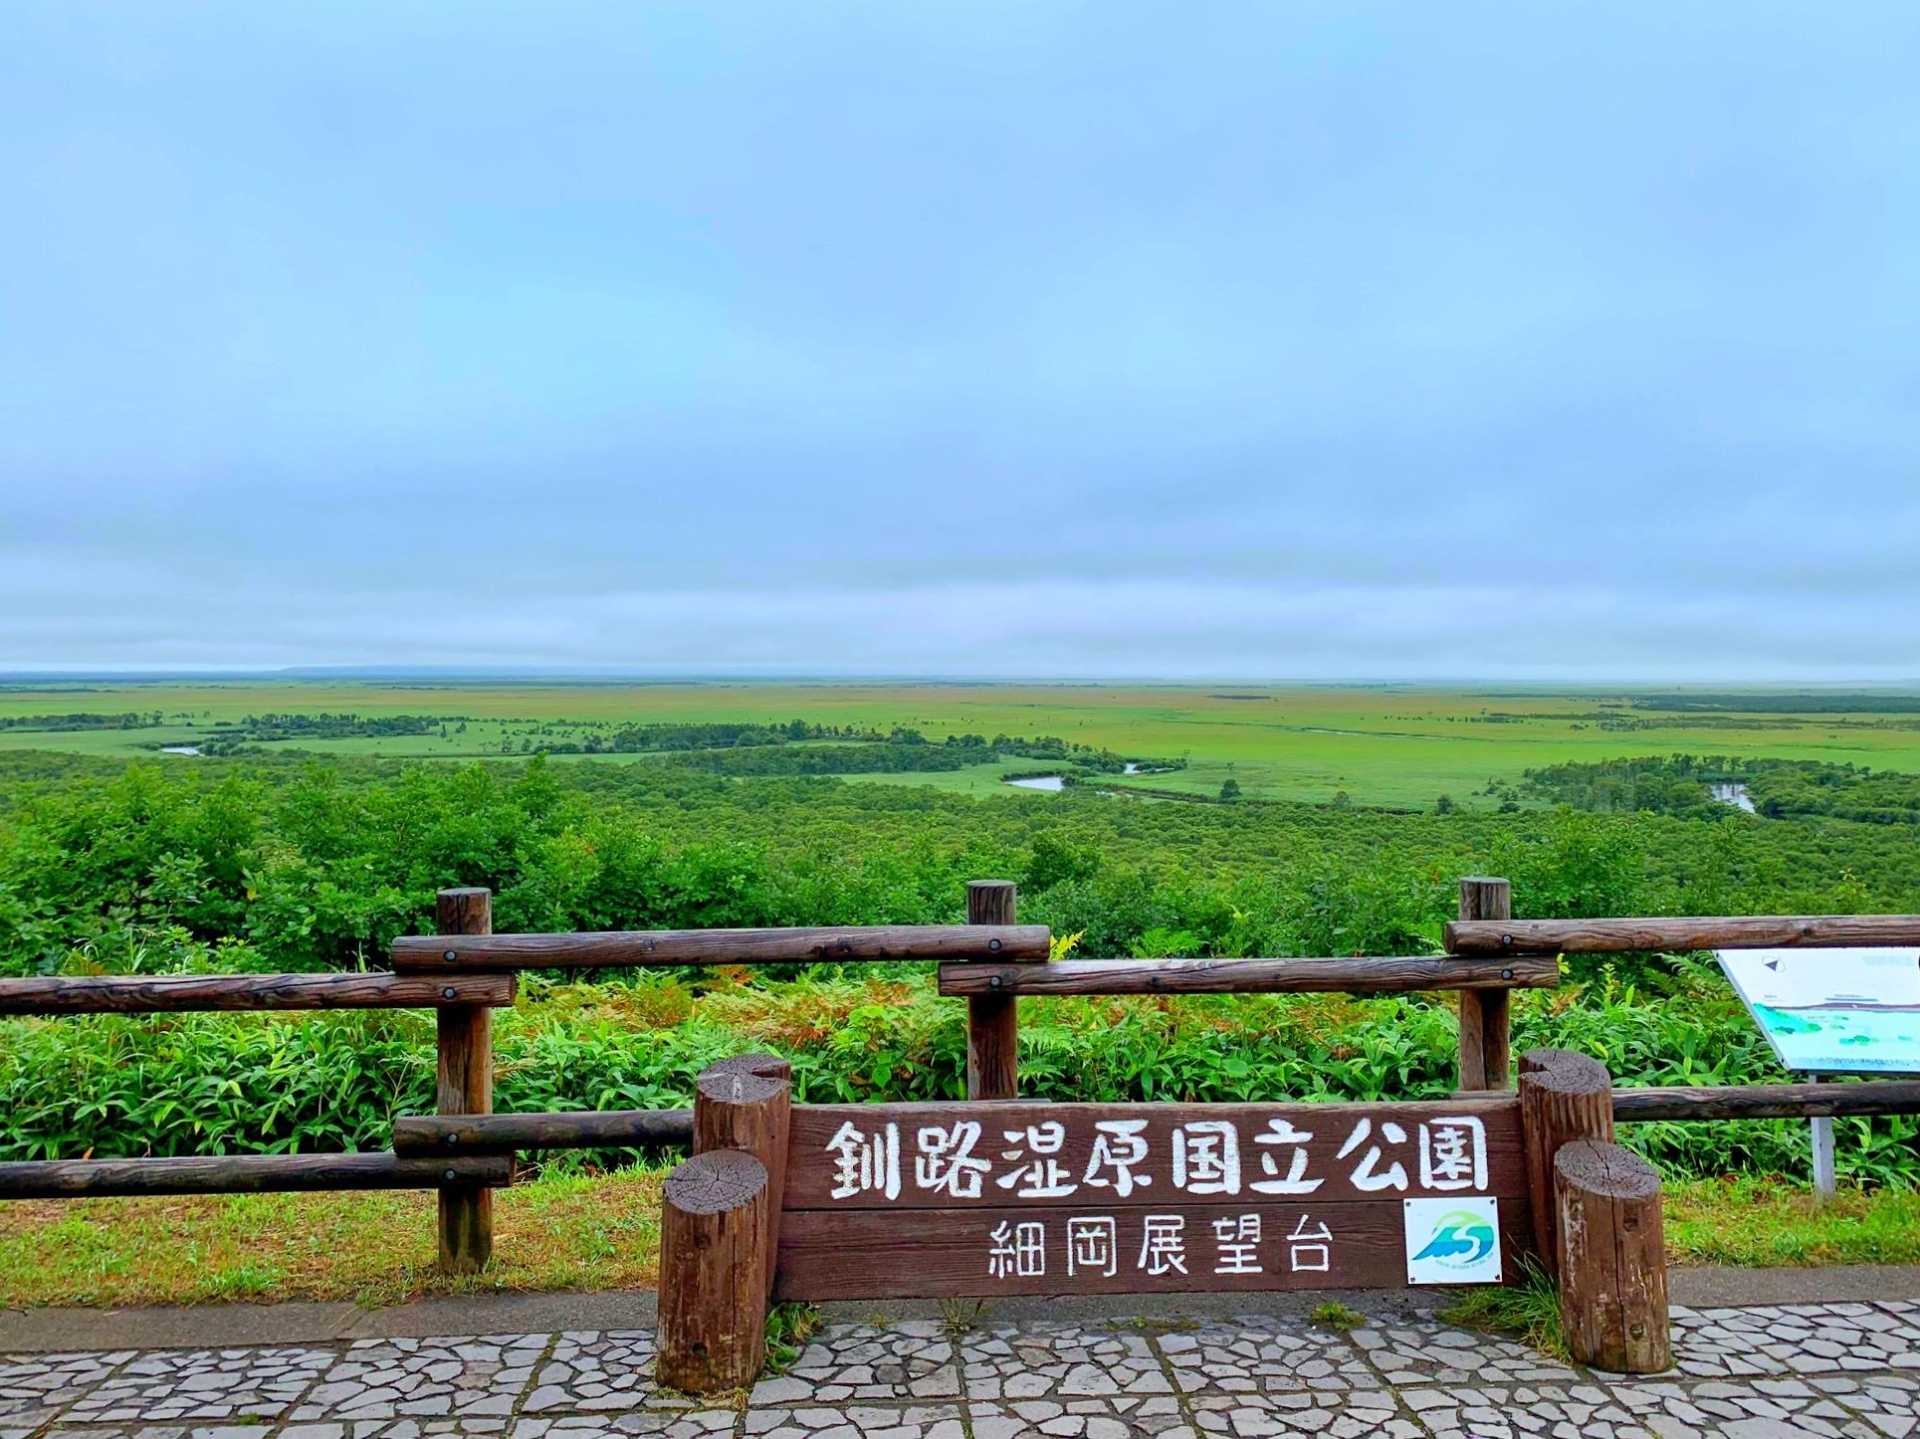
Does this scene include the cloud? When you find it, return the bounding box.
[2,2,1918,677]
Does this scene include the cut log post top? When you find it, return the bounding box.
[1556,1136,1661,1204]
[699,1052,793,1084]
[1520,1048,1614,1105]
[693,1054,793,1157]
[665,1145,768,1214]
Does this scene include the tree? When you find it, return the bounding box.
[1219,778,1242,802]
[1435,794,1455,814]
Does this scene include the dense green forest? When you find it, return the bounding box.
[5,750,1916,977]
[1524,754,1920,825]
[3,750,1918,1185]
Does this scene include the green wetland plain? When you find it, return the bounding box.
[4,678,1920,1305]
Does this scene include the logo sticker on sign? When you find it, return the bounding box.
[1403,1196,1502,1285]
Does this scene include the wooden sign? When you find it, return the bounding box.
[775,1098,1529,1300]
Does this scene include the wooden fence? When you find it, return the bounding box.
[5,877,1920,1381]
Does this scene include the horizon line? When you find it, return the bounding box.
[3,666,1920,693]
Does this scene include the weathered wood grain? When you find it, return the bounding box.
[775,1200,1532,1300]
[436,887,494,1275]
[394,923,1051,970]
[1555,1139,1671,1374]
[1519,1048,1614,1271]
[1445,914,1920,956]
[965,881,1021,1101]
[658,1149,770,1394]
[785,1098,1525,1210]
[392,1108,694,1156]
[1456,878,1513,1091]
[0,1152,511,1199]
[0,972,515,1016]
[938,954,1558,997]
[1612,1080,1920,1121]
[693,1055,791,1303]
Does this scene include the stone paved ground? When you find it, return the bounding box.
[7,1301,1920,1439]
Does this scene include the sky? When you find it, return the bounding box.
[2,3,1918,682]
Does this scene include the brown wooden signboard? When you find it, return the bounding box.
[774,1098,1529,1300]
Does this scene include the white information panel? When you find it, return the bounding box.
[1716,948,1920,1075]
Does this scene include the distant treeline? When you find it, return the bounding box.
[541,723,1184,776]
[0,713,162,732]
[1524,754,1920,825]
[136,710,1185,779]
[190,713,460,755]
[1624,693,1920,715]
[663,740,980,776]
[595,720,880,752]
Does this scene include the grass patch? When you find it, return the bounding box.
[1441,1260,1565,1359]
[1308,1301,1364,1331]
[764,1302,822,1373]
[0,1164,667,1309]
[1664,1176,1920,1266]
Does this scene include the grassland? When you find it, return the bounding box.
[0,1168,1909,1310]
[5,679,1920,807]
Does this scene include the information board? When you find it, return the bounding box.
[1717,948,1920,1075]
[775,1099,1522,1298]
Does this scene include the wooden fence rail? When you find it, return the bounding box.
[1612,1080,1920,1122]
[393,1108,695,1156]
[939,953,1557,996]
[378,1078,1920,1163]
[0,972,515,1016]
[1445,914,1920,956]
[392,923,1049,971]
[0,1152,511,1200]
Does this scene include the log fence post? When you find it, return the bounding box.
[1455,877,1513,1090]
[1555,1139,1671,1373]
[657,1149,772,1394]
[1517,1047,1613,1270]
[435,887,495,1273]
[1520,1047,1670,1374]
[965,880,1021,1100]
[661,1055,792,1394]
[692,1054,792,1304]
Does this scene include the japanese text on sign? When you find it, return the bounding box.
[820,1112,1490,1204]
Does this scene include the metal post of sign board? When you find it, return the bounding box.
[1809,1073,1837,1203]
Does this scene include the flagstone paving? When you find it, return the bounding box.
[8,1301,1920,1439]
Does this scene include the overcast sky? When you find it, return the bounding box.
[3,4,1917,681]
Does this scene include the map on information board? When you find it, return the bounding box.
[1717,948,1920,1074]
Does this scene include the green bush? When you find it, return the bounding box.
[3,751,1919,1187]
[5,967,1914,1188]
